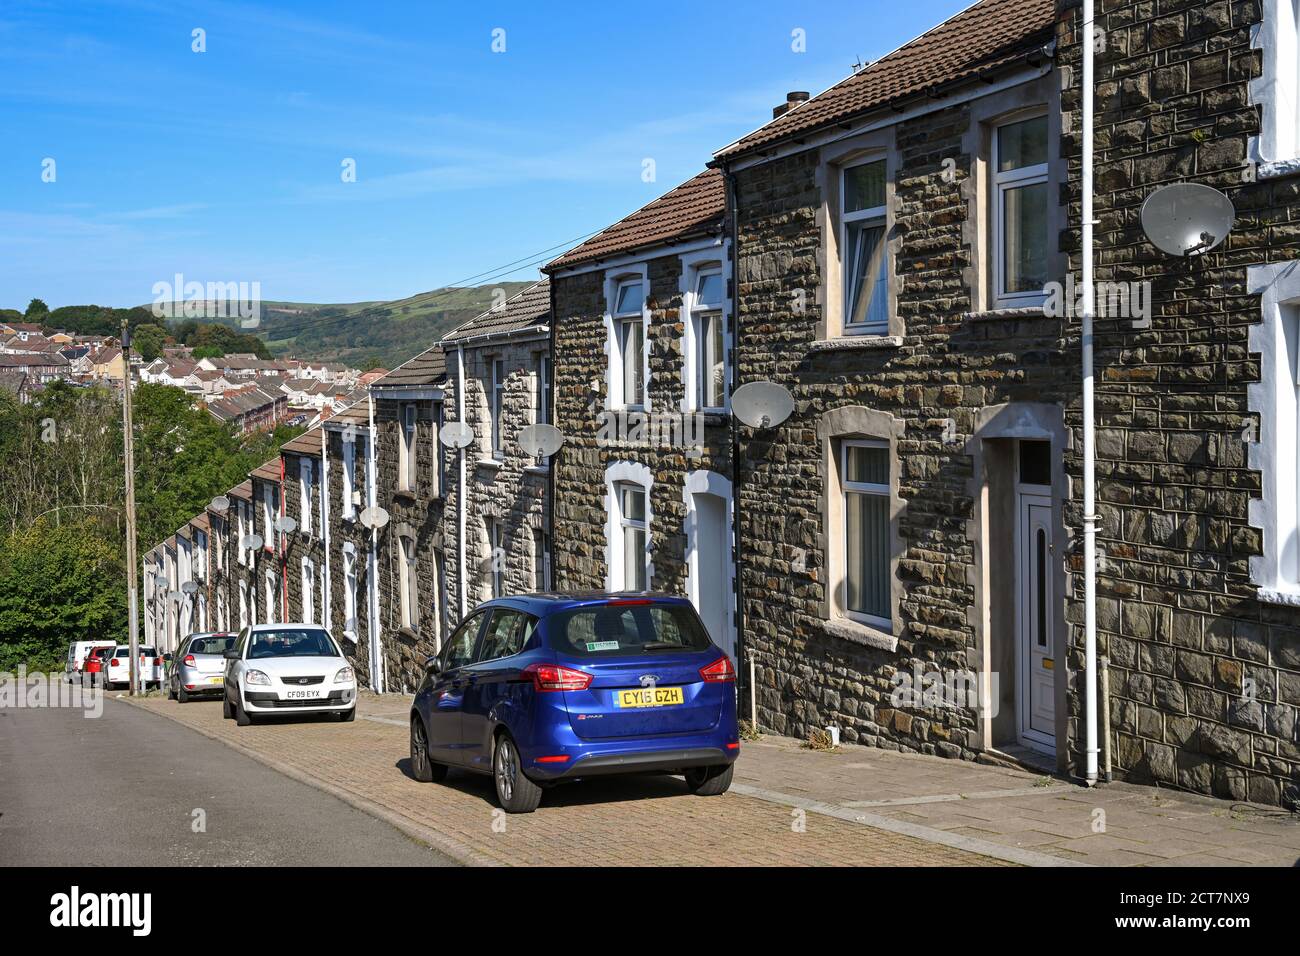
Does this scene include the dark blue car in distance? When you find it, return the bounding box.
[409,592,740,813]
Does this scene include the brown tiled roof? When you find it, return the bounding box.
[228,479,253,501]
[251,457,282,481]
[325,400,370,428]
[545,170,725,272]
[714,0,1056,161]
[373,344,447,388]
[281,426,323,456]
[190,513,210,532]
[442,279,550,344]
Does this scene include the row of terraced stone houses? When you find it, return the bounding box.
[145,0,1300,807]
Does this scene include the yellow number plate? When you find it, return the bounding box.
[616,687,684,708]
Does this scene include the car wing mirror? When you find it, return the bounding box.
[222,648,240,661]
[424,655,442,674]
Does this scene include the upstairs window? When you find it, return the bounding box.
[299,457,314,536]
[399,403,417,491]
[993,115,1049,304]
[842,158,889,334]
[612,279,645,409]
[690,267,727,411]
[490,359,505,460]
[535,353,551,426]
[342,435,357,520]
[486,518,503,598]
[399,534,418,629]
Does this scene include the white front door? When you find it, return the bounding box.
[688,489,734,662]
[1017,492,1055,750]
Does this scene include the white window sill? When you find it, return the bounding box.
[476,458,503,470]
[810,335,902,353]
[1255,586,1300,608]
[823,616,898,652]
[523,463,550,475]
[1258,157,1300,181]
[964,306,1046,322]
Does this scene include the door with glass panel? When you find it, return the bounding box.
[1015,439,1056,751]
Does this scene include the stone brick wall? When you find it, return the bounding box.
[323,427,376,686]
[1054,0,1300,804]
[279,450,327,632]
[442,337,549,623]
[550,251,733,597]
[373,395,445,693]
[729,91,1073,759]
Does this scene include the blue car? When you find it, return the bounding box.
[409,592,740,813]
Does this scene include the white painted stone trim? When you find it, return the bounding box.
[603,263,651,415]
[1248,2,1300,168]
[678,244,731,414]
[683,469,736,653]
[1247,260,1300,602]
[603,460,654,592]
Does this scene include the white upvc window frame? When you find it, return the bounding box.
[301,557,315,625]
[264,568,279,625]
[535,352,551,426]
[400,403,417,491]
[399,533,418,629]
[299,456,314,536]
[616,481,648,591]
[342,544,359,640]
[606,270,648,412]
[486,518,503,599]
[683,256,728,413]
[992,113,1050,307]
[239,579,248,629]
[840,156,890,335]
[342,434,357,521]
[533,527,550,591]
[841,438,893,634]
[261,483,275,545]
[489,359,505,460]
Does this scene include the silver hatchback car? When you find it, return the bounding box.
[168,632,236,702]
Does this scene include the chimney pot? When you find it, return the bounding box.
[773,90,810,119]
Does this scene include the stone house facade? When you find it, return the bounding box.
[440,281,552,627]
[715,0,1077,768]
[370,349,448,692]
[1047,0,1300,805]
[249,457,286,629]
[279,427,329,634]
[545,177,739,660]
[321,401,381,688]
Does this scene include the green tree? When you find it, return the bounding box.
[131,323,168,362]
[25,298,49,321]
[191,344,225,360]
[0,519,126,672]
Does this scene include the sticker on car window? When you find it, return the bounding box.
[585,641,619,652]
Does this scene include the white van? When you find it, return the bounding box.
[65,641,115,683]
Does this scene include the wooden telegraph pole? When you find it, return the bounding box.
[121,320,140,695]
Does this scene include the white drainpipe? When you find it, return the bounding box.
[1082,0,1099,785]
[321,437,331,631]
[366,392,384,693]
[456,343,467,619]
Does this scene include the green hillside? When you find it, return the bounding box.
[254,282,533,369]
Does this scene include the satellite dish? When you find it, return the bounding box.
[359,506,389,530]
[181,581,199,595]
[274,515,298,535]
[153,574,168,589]
[209,495,230,514]
[1140,182,1235,257]
[439,420,474,449]
[517,423,565,458]
[241,533,263,551]
[732,381,795,429]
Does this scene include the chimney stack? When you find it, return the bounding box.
[772,90,810,119]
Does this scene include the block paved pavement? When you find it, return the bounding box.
[120,692,1013,867]
[121,691,1300,866]
[733,736,1300,867]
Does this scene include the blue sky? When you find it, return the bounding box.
[0,0,974,309]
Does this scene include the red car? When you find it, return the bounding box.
[83,645,116,684]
